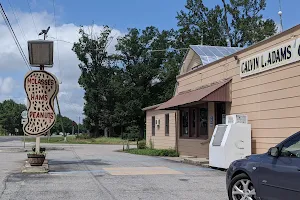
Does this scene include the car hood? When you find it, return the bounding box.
[245,153,266,161]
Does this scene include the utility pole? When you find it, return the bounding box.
[278,0,283,32]
[78,116,80,135]
[56,97,66,142]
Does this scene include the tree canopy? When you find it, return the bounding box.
[175,0,277,47]
[0,100,26,135]
[0,99,81,136]
[73,0,276,138]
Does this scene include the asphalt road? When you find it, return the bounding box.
[0,136,23,143]
[0,140,228,200]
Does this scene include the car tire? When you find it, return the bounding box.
[228,173,257,200]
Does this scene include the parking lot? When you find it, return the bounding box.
[0,137,227,200]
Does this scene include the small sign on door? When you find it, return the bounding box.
[209,116,214,127]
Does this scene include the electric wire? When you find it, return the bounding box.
[52,0,63,83]
[7,0,27,42]
[0,3,31,70]
[26,0,38,36]
[48,36,73,44]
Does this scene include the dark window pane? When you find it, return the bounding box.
[181,110,189,136]
[192,109,196,128]
[165,114,169,136]
[152,116,155,136]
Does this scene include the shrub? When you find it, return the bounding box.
[76,133,90,139]
[124,125,140,141]
[125,148,179,157]
[137,140,146,149]
[32,147,46,152]
[149,138,154,149]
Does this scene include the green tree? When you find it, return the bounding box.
[73,26,117,137]
[0,100,26,135]
[176,0,277,47]
[51,115,75,134]
[114,26,175,138]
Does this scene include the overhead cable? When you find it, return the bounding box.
[0,3,31,70]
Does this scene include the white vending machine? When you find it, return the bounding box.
[209,114,251,169]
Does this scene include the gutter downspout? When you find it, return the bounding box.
[175,107,180,154]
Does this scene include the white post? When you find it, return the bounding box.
[36,136,40,153]
[78,116,80,135]
[23,131,25,148]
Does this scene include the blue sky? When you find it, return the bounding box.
[0,0,299,122]
[2,0,299,32]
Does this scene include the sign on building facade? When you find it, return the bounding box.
[240,38,300,77]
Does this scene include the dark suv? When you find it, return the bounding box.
[226,131,300,200]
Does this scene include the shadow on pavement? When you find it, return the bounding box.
[48,159,110,166]
[48,159,111,173]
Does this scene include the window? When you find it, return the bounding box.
[181,110,189,136]
[191,109,196,137]
[152,116,155,136]
[180,104,208,139]
[198,107,208,138]
[165,114,169,136]
[280,134,300,158]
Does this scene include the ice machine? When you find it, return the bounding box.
[209,114,251,169]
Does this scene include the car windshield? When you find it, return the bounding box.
[281,136,300,157]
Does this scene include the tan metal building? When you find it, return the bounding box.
[144,24,300,158]
[142,104,177,149]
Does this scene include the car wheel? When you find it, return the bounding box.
[228,173,257,200]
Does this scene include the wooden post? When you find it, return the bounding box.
[36,136,40,153]
[56,97,66,142]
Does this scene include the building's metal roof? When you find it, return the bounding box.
[190,45,243,66]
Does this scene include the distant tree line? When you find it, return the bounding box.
[72,0,277,139]
[0,99,84,136]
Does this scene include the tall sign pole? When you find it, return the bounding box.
[24,26,59,154]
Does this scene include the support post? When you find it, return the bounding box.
[36,136,40,153]
[56,97,66,142]
[23,131,25,149]
[78,116,80,135]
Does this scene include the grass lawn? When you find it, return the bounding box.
[25,136,135,145]
[124,148,179,157]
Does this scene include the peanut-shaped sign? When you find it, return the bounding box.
[23,70,59,136]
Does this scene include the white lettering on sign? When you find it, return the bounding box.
[240,39,300,77]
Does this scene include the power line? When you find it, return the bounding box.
[52,0,62,83]
[48,36,73,44]
[148,48,189,52]
[0,3,31,71]
[26,0,38,36]
[7,0,27,42]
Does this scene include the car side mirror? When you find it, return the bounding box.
[269,147,279,157]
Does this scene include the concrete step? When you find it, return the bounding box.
[180,155,197,158]
[182,158,210,167]
[201,163,210,168]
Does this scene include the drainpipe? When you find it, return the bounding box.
[175,108,180,154]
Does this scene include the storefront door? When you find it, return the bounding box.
[215,102,226,125]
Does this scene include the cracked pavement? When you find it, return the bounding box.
[0,137,227,200]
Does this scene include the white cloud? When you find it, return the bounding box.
[0,9,124,121]
[0,77,15,94]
